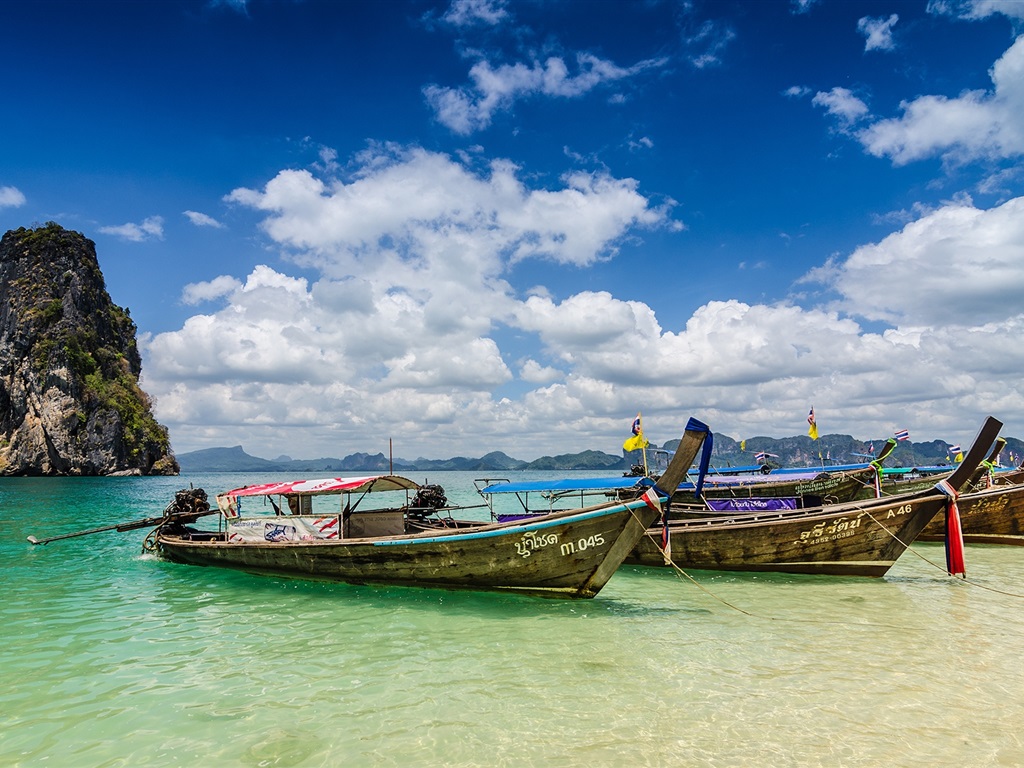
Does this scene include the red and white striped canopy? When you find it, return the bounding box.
[221,475,420,499]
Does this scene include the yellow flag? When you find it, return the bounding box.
[623,434,649,452]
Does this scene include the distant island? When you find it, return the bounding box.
[176,431,1024,474]
[176,445,630,474]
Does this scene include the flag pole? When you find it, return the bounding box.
[641,414,649,476]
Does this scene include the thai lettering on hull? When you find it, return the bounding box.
[514,530,608,558]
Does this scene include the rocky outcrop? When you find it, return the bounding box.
[0,223,178,475]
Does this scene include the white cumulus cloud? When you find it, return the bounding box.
[858,14,899,52]
[145,144,1024,459]
[813,87,871,126]
[0,185,26,208]
[184,210,225,228]
[442,0,508,27]
[856,35,1024,165]
[182,274,244,305]
[99,216,164,242]
[425,53,666,134]
[803,195,1024,326]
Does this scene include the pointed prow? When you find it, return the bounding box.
[944,416,1003,492]
[654,417,713,498]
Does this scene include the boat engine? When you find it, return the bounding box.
[409,484,447,518]
[163,487,211,523]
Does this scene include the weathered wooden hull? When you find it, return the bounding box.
[157,499,659,599]
[918,481,1024,545]
[676,467,878,506]
[625,492,950,577]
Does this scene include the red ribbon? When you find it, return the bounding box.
[935,479,965,577]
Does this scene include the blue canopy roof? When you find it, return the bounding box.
[479,462,880,496]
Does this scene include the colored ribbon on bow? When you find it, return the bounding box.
[934,479,966,577]
[869,465,882,498]
[685,417,714,498]
[642,486,671,559]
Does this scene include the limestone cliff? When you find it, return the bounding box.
[0,223,178,475]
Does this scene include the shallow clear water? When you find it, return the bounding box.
[2,472,1023,767]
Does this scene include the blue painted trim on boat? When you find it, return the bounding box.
[373,499,647,547]
[480,477,653,494]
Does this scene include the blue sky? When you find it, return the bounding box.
[2,0,1023,460]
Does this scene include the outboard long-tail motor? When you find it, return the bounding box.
[409,484,448,518]
[164,487,210,521]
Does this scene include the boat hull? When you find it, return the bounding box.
[918,481,1024,545]
[158,500,659,599]
[625,492,950,577]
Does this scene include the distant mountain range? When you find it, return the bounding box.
[174,445,629,473]
[175,432,1024,474]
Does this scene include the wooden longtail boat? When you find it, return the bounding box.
[624,417,1003,577]
[153,476,656,599]
[154,421,711,599]
[917,478,1024,545]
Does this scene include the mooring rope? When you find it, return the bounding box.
[624,507,907,627]
[142,527,160,553]
[626,496,1024,629]
[859,507,1024,599]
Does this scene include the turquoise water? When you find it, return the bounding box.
[3,471,1024,767]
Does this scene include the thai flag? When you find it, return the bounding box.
[895,428,910,441]
[755,451,768,462]
[867,443,874,454]
[631,414,642,436]
[948,444,961,454]
[641,487,662,512]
